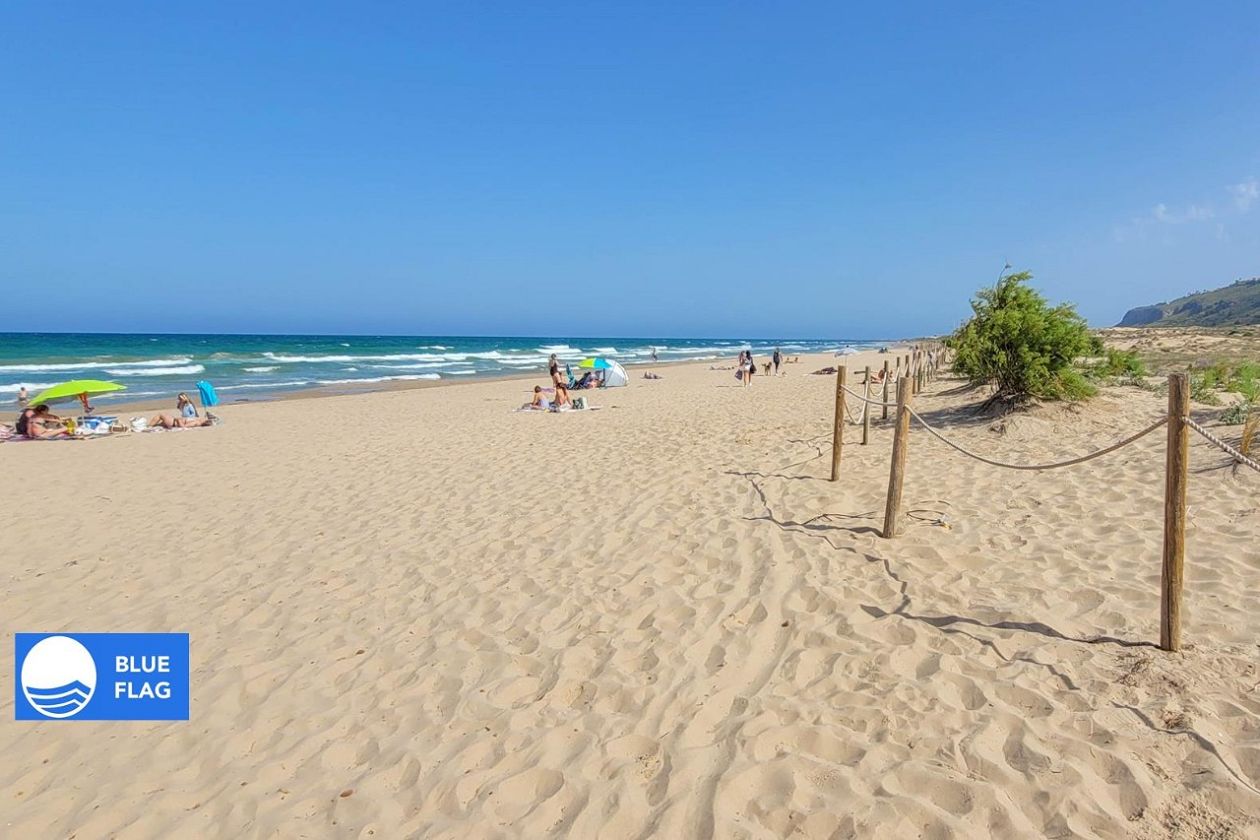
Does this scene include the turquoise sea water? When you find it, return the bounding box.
[0,333,885,406]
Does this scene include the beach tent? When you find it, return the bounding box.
[603,360,629,387]
[578,357,629,387]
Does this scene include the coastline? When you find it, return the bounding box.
[14,346,865,420]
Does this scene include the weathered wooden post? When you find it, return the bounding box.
[830,366,847,481]
[881,360,890,421]
[1161,373,1189,652]
[862,366,871,445]
[882,376,913,538]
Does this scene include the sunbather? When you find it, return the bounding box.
[549,355,571,404]
[524,386,552,411]
[16,404,69,439]
[150,393,213,429]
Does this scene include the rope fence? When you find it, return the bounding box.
[1184,415,1260,473]
[907,408,1168,471]
[823,359,1253,653]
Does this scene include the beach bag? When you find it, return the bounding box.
[573,396,587,410]
[80,416,114,435]
[130,417,149,432]
[735,369,743,381]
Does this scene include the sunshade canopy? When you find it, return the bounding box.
[27,379,126,406]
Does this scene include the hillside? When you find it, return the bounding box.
[1118,277,1260,326]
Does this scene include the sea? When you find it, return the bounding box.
[0,334,886,406]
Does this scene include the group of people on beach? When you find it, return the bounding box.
[734,348,794,387]
[6,392,214,441]
[524,353,610,411]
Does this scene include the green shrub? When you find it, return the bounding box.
[1089,348,1147,380]
[1190,373,1222,405]
[948,271,1095,404]
[1229,362,1260,402]
[1220,401,1252,425]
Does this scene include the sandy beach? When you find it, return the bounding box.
[3,348,1259,838]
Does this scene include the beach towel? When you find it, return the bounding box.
[196,380,219,408]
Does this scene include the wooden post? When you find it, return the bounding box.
[882,376,913,538]
[881,360,890,421]
[830,366,846,481]
[862,366,871,445]
[1161,373,1189,652]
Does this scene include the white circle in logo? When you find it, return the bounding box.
[21,635,97,719]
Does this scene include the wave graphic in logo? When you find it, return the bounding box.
[20,636,97,718]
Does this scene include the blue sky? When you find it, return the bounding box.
[2,2,1258,337]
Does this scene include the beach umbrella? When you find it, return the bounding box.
[26,379,126,406]
[579,357,612,369]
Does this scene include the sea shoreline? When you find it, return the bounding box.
[7,343,877,419]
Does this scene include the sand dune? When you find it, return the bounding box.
[3,350,1258,838]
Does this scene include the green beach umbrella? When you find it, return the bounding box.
[27,379,127,406]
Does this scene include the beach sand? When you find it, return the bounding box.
[3,349,1259,838]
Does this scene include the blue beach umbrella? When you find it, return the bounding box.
[578,357,612,369]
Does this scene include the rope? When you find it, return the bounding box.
[843,396,864,424]
[841,384,897,409]
[905,408,1168,471]
[1183,416,1260,473]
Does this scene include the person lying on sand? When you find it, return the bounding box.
[15,404,70,439]
[150,394,214,429]
[643,372,662,379]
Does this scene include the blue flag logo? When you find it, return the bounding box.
[15,633,189,721]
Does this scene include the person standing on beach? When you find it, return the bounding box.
[650,347,658,362]
[772,348,782,376]
[548,354,570,405]
[17,385,28,407]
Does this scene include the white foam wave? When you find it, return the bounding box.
[446,369,477,375]
[0,357,193,373]
[104,364,205,377]
[0,382,55,393]
[217,380,313,391]
[318,374,441,385]
[263,352,451,364]
[367,362,449,370]
[243,366,277,373]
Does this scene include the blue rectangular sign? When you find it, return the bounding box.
[15,633,189,721]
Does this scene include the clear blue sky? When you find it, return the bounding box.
[2,2,1258,337]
